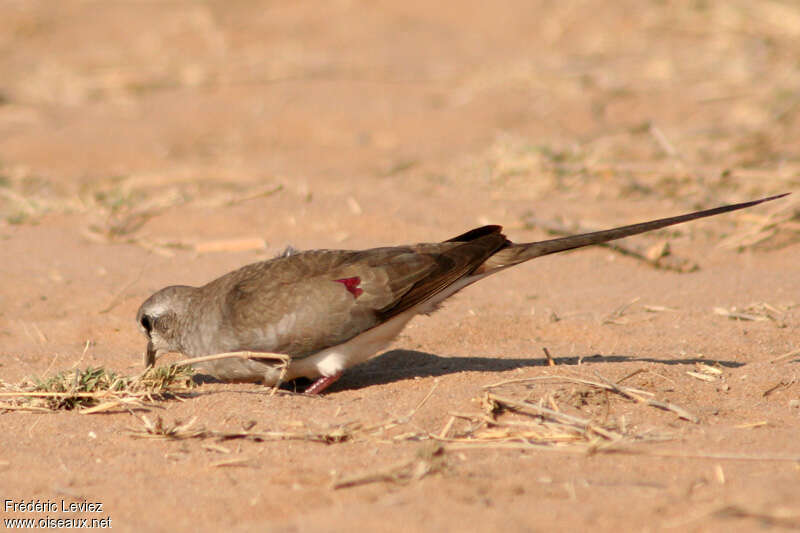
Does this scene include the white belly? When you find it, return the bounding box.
[281,307,418,384]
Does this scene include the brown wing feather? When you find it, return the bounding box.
[214,228,508,357]
[375,229,508,320]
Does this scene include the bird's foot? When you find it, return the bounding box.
[305,372,342,395]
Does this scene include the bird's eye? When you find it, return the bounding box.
[140,314,154,334]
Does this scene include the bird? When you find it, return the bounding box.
[136,193,788,394]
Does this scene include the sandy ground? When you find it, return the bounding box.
[1,1,799,531]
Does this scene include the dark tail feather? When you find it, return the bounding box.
[444,225,503,242]
[481,193,789,271]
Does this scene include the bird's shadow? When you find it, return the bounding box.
[282,349,747,393]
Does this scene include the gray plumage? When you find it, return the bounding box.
[136,193,787,393]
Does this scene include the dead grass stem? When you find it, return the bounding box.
[0,365,195,413]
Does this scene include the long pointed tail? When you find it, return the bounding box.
[480,193,789,272]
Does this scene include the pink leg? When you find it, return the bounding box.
[304,372,342,395]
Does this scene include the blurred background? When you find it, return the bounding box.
[0,0,798,372]
[1,0,798,231]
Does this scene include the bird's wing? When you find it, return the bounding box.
[219,229,508,357]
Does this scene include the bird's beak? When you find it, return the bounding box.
[144,340,156,368]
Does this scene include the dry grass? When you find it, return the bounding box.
[0,349,295,413]
[713,301,795,327]
[331,443,446,489]
[109,366,800,489]
[429,372,695,455]
[109,370,698,489]
[7,362,798,491]
[0,167,283,255]
[127,415,357,444]
[0,365,195,413]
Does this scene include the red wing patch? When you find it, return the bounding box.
[334,277,363,298]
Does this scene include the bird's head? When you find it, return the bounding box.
[136,285,195,367]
